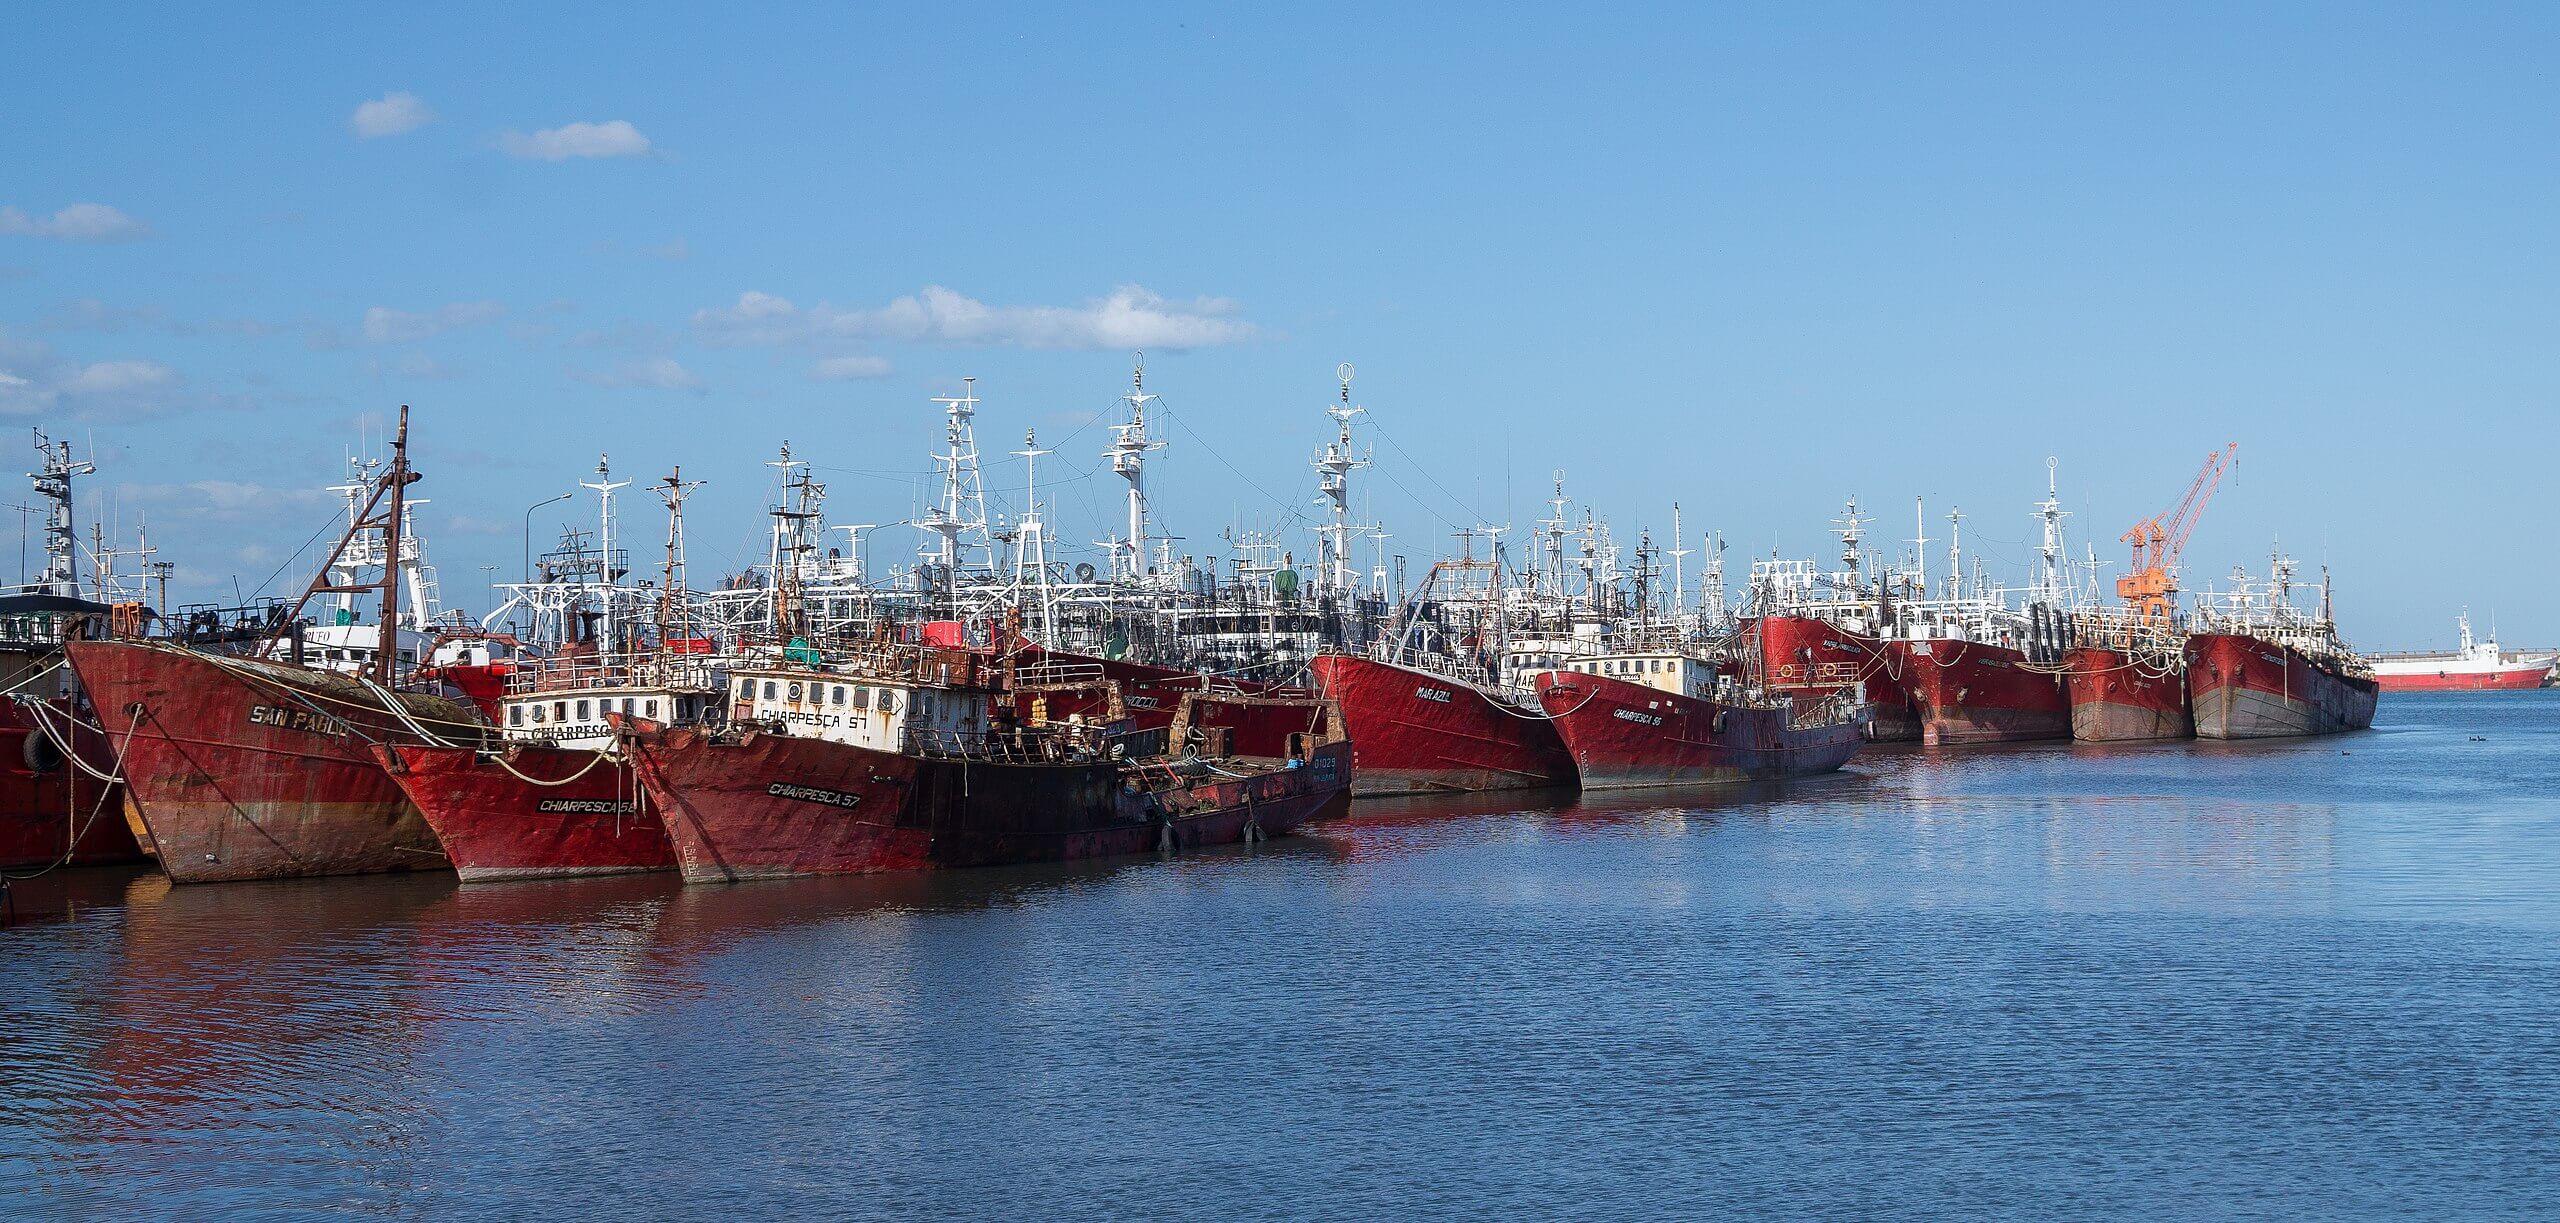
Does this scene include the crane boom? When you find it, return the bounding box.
[2114,443,2236,625]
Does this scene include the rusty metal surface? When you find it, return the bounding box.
[67,639,483,883]
[381,745,673,882]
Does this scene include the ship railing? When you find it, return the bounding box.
[508,654,729,696]
[1015,659,1108,688]
[1785,689,1864,732]
[902,721,1160,765]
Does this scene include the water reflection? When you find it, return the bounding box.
[7,696,2560,1215]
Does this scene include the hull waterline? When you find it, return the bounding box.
[1531,672,1863,790]
[66,639,483,883]
[2063,645,2194,742]
[2186,633,2378,739]
[379,744,674,882]
[1309,653,1574,795]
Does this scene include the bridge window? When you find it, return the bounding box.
[576,699,591,720]
[832,685,846,705]
[531,704,546,725]
[553,701,567,722]
[509,705,524,727]
[788,682,803,702]
[645,699,659,718]
[853,686,871,710]
[737,678,753,698]
[877,689,897,715]
[763,681,777,700]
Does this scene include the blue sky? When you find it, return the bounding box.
[4,4,2553,647]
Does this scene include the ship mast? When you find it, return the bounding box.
[1312,363,1371,598]
[27,430,94,599]
[765,443,822,641]
[581,454,631,663]
[265,405,419,684]
[1011,428,1056,644]
[921,377,992,577]
[1910,496,1932,599]
[653,465,704,648]
[1946,507,1965,601]
[1666,503,1691,618]
[2033,458,2069,608]
[1105,353,1164,583]
[1835,496,1869,588]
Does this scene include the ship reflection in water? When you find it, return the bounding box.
[8,695,2560,1216]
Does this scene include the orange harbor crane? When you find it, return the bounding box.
[2116,443,2237,626]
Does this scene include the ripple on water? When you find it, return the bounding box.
[6,693,2560,1217]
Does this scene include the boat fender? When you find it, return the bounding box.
[1157,817,1176,855]
[21,729,63,775]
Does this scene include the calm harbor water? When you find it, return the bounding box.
[8,693,2560,1218]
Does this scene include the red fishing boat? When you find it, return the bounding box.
[0,692,136,870]
[0,441,143,871]
[0,594,141,869]
[2185,555,2377,739]
[2188,633,2378,738]
[2061,636,2192,742]
[628,644,1349,882]
[1753,612,1918,742]
[2060,445,2234,741]
[1888,637,2070,746]
[2370,614,2553,692]
[68,636,484,882]
[1529,651,1864,789]
[377,742,670,882]
[64,408,497,883]
[1309,651,1574,794]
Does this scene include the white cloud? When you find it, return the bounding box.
[0,368,47,417]
[360,301,504,345]
[810,355,893,380]
[579,356,704,392]
[350,91,434,138]
[120,479,328,524]
[0,203,150,241]
[0,330,194,419]
[694,285,1256,351]
[65,359,176,395]
[501,120,653,161]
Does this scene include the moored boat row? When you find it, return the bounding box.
[2,373,2460,893]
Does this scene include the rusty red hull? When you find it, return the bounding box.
[627,725,1350,883]
[1752,614,1919,742]
[2186,633,2378,739]
[1531,672,1863,789]
[66,639,484,883]
[1886,638,2070,746]
[2063,645,2193,741]
[623,727,928,882]
[0,704,139,870]
[1308,652,1574,795]
[378,744,673,882]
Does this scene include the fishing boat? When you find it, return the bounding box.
[625,640,1348,882]
[2057,446,2234,742]
[2370,613,2553,691]
[66,408,496,883]
[0,434,142,871]
[1528,649,1864,789]
[2186,554,2376,739]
